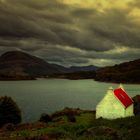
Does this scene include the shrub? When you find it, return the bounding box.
[0,96,21,127]
[39,113,52,123]
[51,107,81,118]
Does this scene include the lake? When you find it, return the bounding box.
[0,79,139,122]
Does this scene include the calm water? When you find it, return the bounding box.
[0,79,139,122]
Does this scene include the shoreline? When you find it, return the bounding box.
[0,77,140,84]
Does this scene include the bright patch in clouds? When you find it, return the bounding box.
[0,0,6,3]
[59,46,86,55]
[106,46,129,54]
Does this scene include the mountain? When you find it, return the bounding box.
[0,51,68,80]
[69,65,99,72]
[0,51,139,82]
[51,65,99,80]
[0,51,99,80]
[95,58,140,83]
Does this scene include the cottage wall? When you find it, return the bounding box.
[125,104,134,117]
[96,89,125,119]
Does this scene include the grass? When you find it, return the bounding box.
[0,109,140,140]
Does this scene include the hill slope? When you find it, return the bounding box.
[69,65,99,72]
[0,51,98,80]
[95,59,140,83]
[0,51,67,80]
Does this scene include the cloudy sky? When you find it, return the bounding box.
[0,0,140,67]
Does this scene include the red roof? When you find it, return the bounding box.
[114,88,133,108]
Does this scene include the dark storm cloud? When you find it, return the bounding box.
[0,0,140,66]
[87,8,140,49]
[0,0,111,52]
[0,0,66,41]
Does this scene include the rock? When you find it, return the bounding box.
[39,114,52,123]
[51,107,81,118]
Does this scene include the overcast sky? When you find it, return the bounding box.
[0,0,140,67]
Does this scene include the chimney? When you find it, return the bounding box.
[119,83,125,91]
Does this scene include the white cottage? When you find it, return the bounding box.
[96,84,134,119]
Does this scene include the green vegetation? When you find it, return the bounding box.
[0,107,140,140]
[0,96,21,127]
[0,95,140,140]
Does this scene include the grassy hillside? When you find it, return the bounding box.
[0,108,140,140]
[95,59,140,83]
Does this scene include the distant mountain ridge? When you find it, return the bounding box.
[69,65,99,72]
[0,51,98,80]
[0,51,139,83]
[95,58,140,83]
